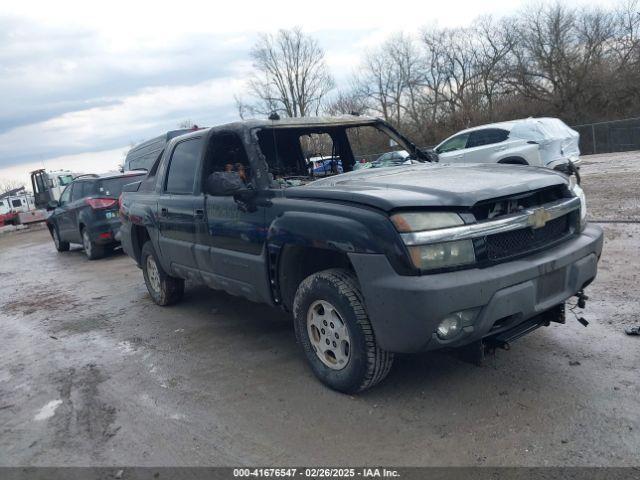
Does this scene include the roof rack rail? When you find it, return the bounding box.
[73,173,100,180]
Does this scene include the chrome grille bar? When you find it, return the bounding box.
[400,196,580,246]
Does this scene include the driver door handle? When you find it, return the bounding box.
[160,207,168,216]
[195,209,204,218]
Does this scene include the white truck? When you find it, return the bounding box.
[30,169,81,209]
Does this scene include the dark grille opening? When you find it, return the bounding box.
[472,185,567,221]
[485,215,571,261]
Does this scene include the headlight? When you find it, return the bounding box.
[569,178,587,231]
[390,211,463,232]
[407,239,476,270]
[391,211,474,270]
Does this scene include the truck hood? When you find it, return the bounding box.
[284,163,568,211]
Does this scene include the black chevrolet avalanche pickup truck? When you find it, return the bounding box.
[119,115,603,393]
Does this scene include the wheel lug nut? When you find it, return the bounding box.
[330,322,334,328]
[332,341,337,347]
[334,333,339,339]
[325,339,330,345]
[321,328,325,334]
[323,320,328,326]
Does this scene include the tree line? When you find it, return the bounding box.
[237,1,640,146]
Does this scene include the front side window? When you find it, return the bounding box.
[165,138,203,194]
[437,133,470,153]
[202,133,251,186]
[34,174,46,193]
[58,175,74,186]
[59,185,72,205]
[11,199,22,207]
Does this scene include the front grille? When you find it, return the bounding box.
[472,185,567,221]
[485,214,571,261]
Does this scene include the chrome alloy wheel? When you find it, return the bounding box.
[306,300,351,370]
[146,255,161,294]
[82,230,92,257]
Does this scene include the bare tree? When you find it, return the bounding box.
[474,16,516,119]
[0,179,24,195]
[353,34,425,130]
[178,119,197,128]
[239,27,335,118]
[323,2,640,146]
[325,89,369,116]
[420,27,450,127]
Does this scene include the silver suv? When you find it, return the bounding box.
[435,117,581,170]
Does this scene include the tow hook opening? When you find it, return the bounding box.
[459,304,566,366]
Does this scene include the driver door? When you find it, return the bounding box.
[55,184,75,241]
[194,131,268,303]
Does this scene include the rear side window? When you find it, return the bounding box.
[165,138,203,194]
[73,181,94,199]
[467,128,509,148]
[96,175,144,197]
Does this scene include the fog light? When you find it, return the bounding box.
[436,316,461,340]
[436,309,480,340]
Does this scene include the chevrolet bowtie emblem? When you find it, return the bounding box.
[529,208,551,229]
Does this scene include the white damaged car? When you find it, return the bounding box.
[434,117,581,172]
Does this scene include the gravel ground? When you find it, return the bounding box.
[580,151,640,221]
[0,152,638,467]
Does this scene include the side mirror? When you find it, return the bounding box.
[47,200,59,210]
[414,147,438,163]
[423,148,439,162]
[205,172,246,196]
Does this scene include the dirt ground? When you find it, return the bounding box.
[0,152,638,467]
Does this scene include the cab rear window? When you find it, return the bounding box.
[96,175,144,197]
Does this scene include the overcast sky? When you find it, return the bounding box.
[0,0,618,186]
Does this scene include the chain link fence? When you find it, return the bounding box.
[572,117,640,155]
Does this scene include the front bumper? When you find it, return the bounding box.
[348,225,603,353]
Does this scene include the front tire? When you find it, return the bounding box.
[141,241,184,306]
[293,268,394,393]
[52,226,69,252]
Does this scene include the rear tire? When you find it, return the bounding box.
[293,268,394,393]
[82,227,105,260]
[141,241,184,306]
[52,226,69,252]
